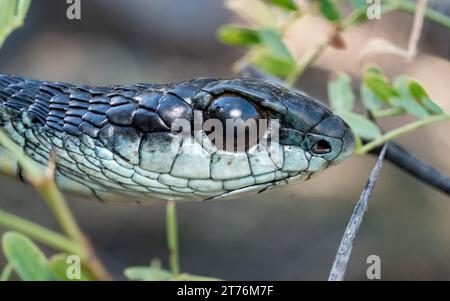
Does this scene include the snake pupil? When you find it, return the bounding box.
[312,140,332,155]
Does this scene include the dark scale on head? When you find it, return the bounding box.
[156,94,193,127]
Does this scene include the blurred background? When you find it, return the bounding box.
[0,0,449,280]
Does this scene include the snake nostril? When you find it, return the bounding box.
[311,140,332,155]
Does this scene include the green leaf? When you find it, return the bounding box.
[408,80,444,115]
[0,0,32,48]
[328,72,354,112]
[251,48,296,77]
[337,111,382,140]
[5,0,15,25]
[17,0,32,21]
[408,80,428,99]
[49,254,95,281]
[363,73,399,101]
[365,66,384,75]
[360,83,383,111]
[251,28,296,76]
[2,232,54,281]
[0,1,8,30]
[389,95,428,119]
[217,26,260,47]
[343,7,368,29]
[390,77,428,119]
[124,266,172,281]
[258,28,293,60]
[419,97,444,115]
[264,0,298,11]
[318,0,342,22]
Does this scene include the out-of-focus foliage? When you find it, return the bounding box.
[218,0,300,77]
[218,26,261,47]
[218,0,449,154]
[124,261,221,281]
[328,67,445,141]
[2,232,54,281]
[264,0,298,11]
[0,0,31,48]
[50,254,96,281]
[318,0,342,22]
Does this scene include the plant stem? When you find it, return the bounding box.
[37,181,112,280]
[166,200,180,275]
[357,114,450,154]
[373,107,405,118]
[0,130,83,242]
[405,0,427,59]
[285,38,329,86]
[329,144,388,281]
[0,129,111,280]
[38,181,85,244]
[397,0,450,29]
[0,262,13,281]
[0,209,83,255]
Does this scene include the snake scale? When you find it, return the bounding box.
[0,74,355,203]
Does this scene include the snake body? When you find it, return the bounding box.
[0,74,354,203]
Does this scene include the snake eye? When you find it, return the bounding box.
[204,95,266,152]
[311,139,332,155]
[206,95,263,122]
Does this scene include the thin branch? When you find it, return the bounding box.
[370,142,450,195]
[166,200,180,275]
[372,107,404,118]
[0,209,83,255]
[397,0,450,29]
[328,143,388,281]
[406,0,427,60]
[238,64,450,197]
[359,0,429,61]
[285,38,329,86]
[356,114,450,155]
[0,129,111,280]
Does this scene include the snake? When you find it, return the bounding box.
[0,74,355,203]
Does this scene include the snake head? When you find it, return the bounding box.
[196,78,355,180]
